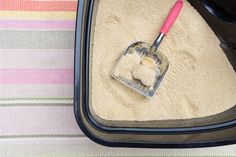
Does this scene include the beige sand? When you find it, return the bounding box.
[91,0,236,121]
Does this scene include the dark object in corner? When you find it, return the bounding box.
[188,0,236,70]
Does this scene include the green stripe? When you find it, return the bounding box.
[0,134,84,139]
[0,30,75,49]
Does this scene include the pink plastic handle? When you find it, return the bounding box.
[160,0,183,35]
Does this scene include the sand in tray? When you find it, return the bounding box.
[91,0,236,121]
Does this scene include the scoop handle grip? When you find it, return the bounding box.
[160,0,183,35]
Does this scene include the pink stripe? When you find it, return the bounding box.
[0,20,75,30]
[0,69,73,84]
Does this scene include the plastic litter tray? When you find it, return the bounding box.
[74,0,236,148]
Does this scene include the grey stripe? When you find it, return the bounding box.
[0,30,75,49]
[0,134,85,139]
[0,103,73,107]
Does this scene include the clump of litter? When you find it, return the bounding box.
[114,52,141,80]
[132,56,160,86]
[142,56,157,68]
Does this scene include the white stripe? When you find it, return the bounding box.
[0,106,82,136]
[0,99,73,104]
[0,138,236,156]
[0,49,74,69]
[0,28,74,31]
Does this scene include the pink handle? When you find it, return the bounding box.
[160,0,183,35]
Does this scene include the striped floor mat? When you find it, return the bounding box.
[0,0,235,156]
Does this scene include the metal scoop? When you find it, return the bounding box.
[112,0,183,97]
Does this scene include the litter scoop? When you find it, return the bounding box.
[112,0,183,97]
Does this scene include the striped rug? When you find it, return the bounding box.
[0,0,75,104]
[0,0,236,156]
[0,0,82,155]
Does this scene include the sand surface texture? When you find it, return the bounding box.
[91,0,236,121]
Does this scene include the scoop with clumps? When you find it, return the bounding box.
[112,0,183,97]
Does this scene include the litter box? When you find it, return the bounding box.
[74,0,236,148]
